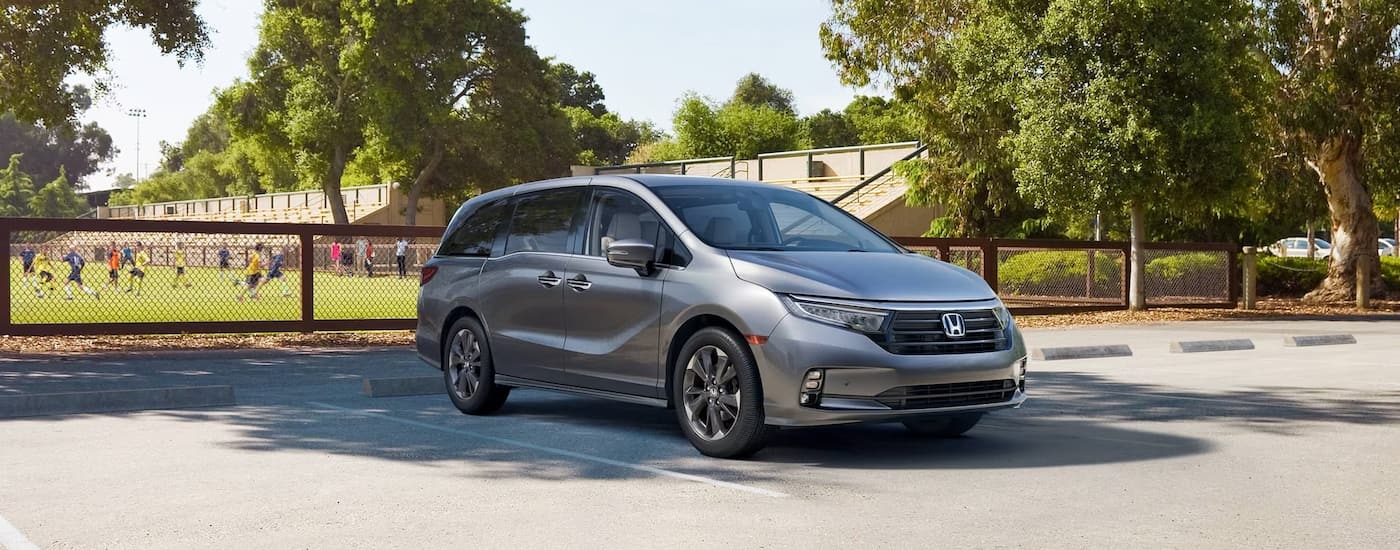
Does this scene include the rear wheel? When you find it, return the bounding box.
[902,413,983,437]
[443,317,510,415]
[672,327,771,459]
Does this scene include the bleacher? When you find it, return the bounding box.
[103,184,394,226]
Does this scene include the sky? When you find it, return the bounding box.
[77,0,865,191]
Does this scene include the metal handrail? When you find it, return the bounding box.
[831,144,929,205]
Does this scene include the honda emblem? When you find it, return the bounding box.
[941,313,966,337]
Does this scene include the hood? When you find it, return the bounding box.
[727,251,997,302]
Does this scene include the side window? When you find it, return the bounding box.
[504,188,585,255]
[438,198,508,257]
[587,190,662,257]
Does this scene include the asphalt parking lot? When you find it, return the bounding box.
[2,320,1398,549]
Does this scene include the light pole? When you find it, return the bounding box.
[127,108,147,181]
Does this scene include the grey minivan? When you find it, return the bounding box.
[416,174,1027,458]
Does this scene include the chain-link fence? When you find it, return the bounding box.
[893,238,1237,312]
[3,218,443,335]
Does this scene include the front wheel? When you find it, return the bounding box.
[902,412,984,437]
[672,327,771,459]
[443,317,510,415]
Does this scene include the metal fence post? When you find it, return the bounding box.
[300,231,315,333]
[1120,243,1131,306]
[1241,246,1256,310]
[1,219,11,335]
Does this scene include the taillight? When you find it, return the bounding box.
[420,266,438,286]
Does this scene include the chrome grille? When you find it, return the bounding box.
[876,379,1017,410]
[871,308,1008,355]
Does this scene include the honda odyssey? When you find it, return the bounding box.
[416,174,1027,458]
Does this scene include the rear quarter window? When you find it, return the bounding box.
[439,199,509,257]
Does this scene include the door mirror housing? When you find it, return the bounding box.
[606,239,655,274]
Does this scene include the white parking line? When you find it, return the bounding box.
[0,512,39,550]
[306,401,788,498]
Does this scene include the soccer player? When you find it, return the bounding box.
[364,240,375,278]
[265,247,292,297]
[354,236,368,277]
[33,248,57,297]
[331,240,343,277]
[120,242,135,270]
[61,247,100,300]
[127,242,150,296]
[217,244,233,282]
[19,244,37,291]
[237,243,265,301]
[395,237,409,279]
[171,243,191,288]
[106,243,121,291]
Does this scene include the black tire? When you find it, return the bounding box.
[902,412,984,437]
[672,327,771,458]
[442,316,510,415]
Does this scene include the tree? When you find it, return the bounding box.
[823,1,1033,238]
[220,1,369,224]
[844,96,920,144]
[730,73,796,115]
[549,62,607,117]
[0,154,35,216]
[358,0,574,225]
[567,107,659,166]
[1013,0,1264,310]
[29,167,86,218]
[802,109,859,149]
[673,94,801,159]
[0,1,209,124]
[0,86,115,189]
[1260,1,1400,300]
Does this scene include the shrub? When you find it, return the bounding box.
[1382,257,1400,290]
[998,250,1121,297]
[1146,252,1227,297]
[1256,256,1327,296]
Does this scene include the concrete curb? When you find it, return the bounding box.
[0,385,236,418]
[0,346,413,362]
[1170,339,1255,353]
[1284,334,1357,347]
[1031,345,1133,361]
[363,376,442,398]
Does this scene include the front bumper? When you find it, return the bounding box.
[754,312,1028,427]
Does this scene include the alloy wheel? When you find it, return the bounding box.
[447,328,482,399]
[682,345,741,440]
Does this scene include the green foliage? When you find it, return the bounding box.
[626,140,689,164]
[28,167,86,218]
[1255,256,1328,296]
[0,154,35,216]
[801,109,859,149]
[843,96,920,144]
[673,94,801,159]
[998,250,1121,296]
[730,73,796,115]
[0,87,115,189]
[1146,253,1225,281]
[1382,257,1400,290]
[549,62,607,117]
[566,107,659,166]
[118,107,299,204]
[0,1,209,124]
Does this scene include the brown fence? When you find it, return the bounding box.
[2,217,443,336]
[3,217,1239,336]
[892,237,1239,314]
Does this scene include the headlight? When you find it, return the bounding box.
[992,305,1012,329]
[782,295,889,333]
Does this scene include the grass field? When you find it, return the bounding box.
[8,259,418,324]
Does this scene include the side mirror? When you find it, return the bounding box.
[606,239,655,274]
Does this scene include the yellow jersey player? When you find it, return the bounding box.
[172,244,190,288]
[127,242,150,296]
[33,248,57,297]
[237,243,265,301]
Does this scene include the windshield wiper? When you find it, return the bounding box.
[728,246,786,251]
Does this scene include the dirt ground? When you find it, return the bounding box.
[2,298,1395,355]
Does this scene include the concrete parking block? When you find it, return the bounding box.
[1031,345,1133,361]
[362,376,442,397]
[1283,334,1357,347]
[1170,339,1255,353]
[0,385,235,418]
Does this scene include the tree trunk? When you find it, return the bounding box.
[404,141,446,226]
[1128,201,1146,311]
[1303,136,1383,302]
[1306,222,1316,260]
[324,144,350,225]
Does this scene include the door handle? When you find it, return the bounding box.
[537,271,562,288]
[566,274,592,292]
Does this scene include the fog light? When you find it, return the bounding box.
[807,370,823,380]
[800,369,825,407]
[800,394,812,404]
[803,380,822,390]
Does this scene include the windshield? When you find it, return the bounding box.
[653,184,901,252]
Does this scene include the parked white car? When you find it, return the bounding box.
[1381,238,1396,257]
[1270,237,1331,259]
